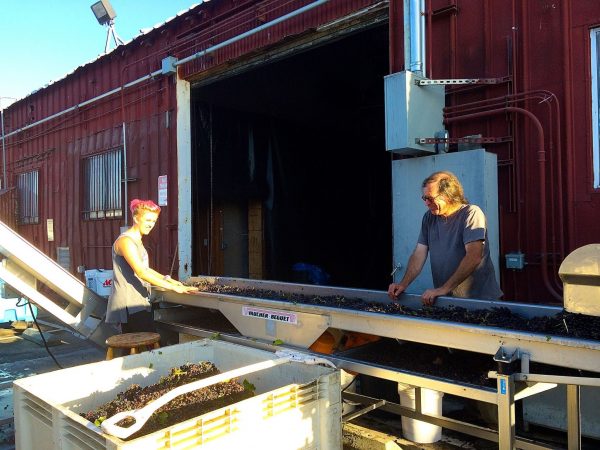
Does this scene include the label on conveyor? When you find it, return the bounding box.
[242,306,298,324]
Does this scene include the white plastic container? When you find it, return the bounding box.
[84,269,114,297]
[0,297,37,323]
[397,383,444,443]
[13,339,341,450]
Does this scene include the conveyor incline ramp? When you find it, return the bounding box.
[0,219,115,347]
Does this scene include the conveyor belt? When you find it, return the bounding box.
[156,276,600,373]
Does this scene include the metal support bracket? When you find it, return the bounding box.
[415,136,512,145]
[494,346,520,364]
[494,346,521,376]
[342,398,387,422]
[415,78,507,85]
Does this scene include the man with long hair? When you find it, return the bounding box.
[388,171,502,305]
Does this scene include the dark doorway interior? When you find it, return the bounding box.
[191,24,391,290]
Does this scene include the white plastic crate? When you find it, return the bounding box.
[13,339,341,450]
[84,269,114,298]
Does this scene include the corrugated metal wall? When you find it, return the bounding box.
[1,0,599,301]
[387,0,600,300]
[0,0,381,277]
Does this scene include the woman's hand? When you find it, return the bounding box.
[163,275,185,287]
[172,284,199,294]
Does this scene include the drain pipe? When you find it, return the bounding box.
[445,107,562,301]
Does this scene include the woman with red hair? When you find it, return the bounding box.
[106,199,196,332]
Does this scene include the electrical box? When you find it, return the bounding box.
[161,56,178,75]
[384,71,445,155]
[505,252,526,270]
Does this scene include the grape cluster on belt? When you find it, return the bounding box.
[191,280,600,341]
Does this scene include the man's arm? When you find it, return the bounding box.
[421,240,484,305]
[388,243,428,299]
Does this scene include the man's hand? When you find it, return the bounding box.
[421,287,450,306]
[388,283,406,300]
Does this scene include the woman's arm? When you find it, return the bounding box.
[116,237,194,293]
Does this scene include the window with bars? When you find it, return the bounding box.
[83,148,123,220]
[592,27,600,189]
[17,170,39,224]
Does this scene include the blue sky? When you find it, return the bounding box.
[0,0,199,106]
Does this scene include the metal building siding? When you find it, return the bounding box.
[1,0,598,301]
[0,0,385,276]
[2,78,176,274]
[176,0,382,80]
[407,0,600,300]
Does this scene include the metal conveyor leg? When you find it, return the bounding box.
[567,384,581,450]
[497,374,516,450]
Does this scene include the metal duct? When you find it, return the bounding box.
[405,0,426,75]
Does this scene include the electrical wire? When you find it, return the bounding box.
[16,298,63,369]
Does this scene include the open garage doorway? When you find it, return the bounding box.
[190,23,391,290]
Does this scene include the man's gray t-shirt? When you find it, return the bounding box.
[417,204,502,300]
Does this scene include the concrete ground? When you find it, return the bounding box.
[343,413,497,450]
[0,311,106,448]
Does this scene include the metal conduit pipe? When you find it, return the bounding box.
[2,0,332,226]
[173,0,330,67]
[403,0,425,75]
[3,0,331,141]
[419,0,426,75]
[445,107,562,301]
[2,70,162,141]
[1,108,7,189]
[117,0,276,73]
[561,0,575,252]
[445,90,566,288]
[444,94,566,237]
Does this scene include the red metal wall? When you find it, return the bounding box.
[0,0,381,277]
[388,0,600,301]
[2,0,599,301]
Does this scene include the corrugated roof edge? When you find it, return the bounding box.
[18,2,204,102]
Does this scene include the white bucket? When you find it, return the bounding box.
[398,383,444,443]
[341,370,358,415]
